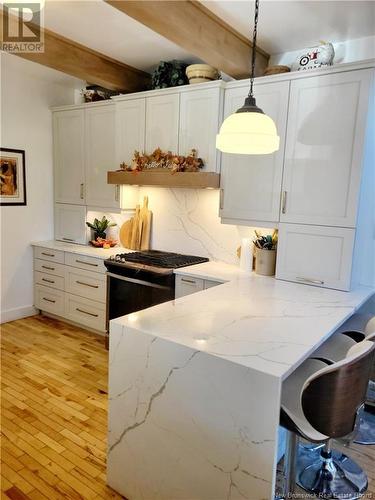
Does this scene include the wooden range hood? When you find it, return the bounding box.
[107,170,220,189]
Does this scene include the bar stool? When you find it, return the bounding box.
[347,315,375,445]
[314,313,375,445]
[280,340,375,499]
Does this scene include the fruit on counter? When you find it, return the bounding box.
[89,238,117,248]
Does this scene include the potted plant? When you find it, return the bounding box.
[253,229,278,276]
[86,216,116,241]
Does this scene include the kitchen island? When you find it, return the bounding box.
[107,264,374,500]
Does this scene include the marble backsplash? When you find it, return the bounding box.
[88,187,270,265]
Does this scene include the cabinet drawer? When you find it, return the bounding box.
[276,224,355,291]
[34,246,64,264]
[34,258,65,277]
[65,252,106,273]
[175,275,204,299]
[35,271,64,291]
[65,266,106,303]
[65,293,106,332]
[35,284,65,316]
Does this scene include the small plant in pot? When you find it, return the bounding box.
[253,229,278,276]
[86,216,117,247]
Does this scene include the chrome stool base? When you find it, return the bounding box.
[354,407,375,445]
[297,445,368,500]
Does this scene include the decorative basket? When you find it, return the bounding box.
[263,65,290,76]
[186,64,219,84]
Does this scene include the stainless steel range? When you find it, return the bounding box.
[105,250,208,322]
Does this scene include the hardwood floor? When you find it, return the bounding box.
[1,315,123,500]
[1,315,374,499]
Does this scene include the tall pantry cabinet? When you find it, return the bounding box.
[53,103,120,244]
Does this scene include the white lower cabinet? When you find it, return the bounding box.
[276,224,355,291]
[34,284,65,316]
[55,204,87,245]
[33,247,107,333]
[34,271,65,291]
[64,266,106,303]
[175,275,221,298]
[65,294,106,332]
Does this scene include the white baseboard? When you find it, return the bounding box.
[0,305,38,324]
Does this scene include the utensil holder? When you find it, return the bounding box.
[255,248,276,276]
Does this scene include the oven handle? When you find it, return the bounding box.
[107,272,172,290]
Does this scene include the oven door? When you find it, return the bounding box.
[107,272,175,322]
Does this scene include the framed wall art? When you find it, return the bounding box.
[0,148,26,206]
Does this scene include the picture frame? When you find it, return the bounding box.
[0,148,27,206]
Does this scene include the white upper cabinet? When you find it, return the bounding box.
[276,223,355,291]
[85,105,118,208]
[54,203,87,245]
[281,69,372,227]
[179,86,223,172]
[220,81,289,224]
[53,109,85,205]
[116,98,146,166]
[145,94,179,153]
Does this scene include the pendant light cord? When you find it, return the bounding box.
[249,0,259,98]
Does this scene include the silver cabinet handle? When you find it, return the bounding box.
[219,189,224,210]
[43,297,56,303]
[42,265,55,271]
[296,277,324,285]
[62,237,75,242]
[115,184,120,202]
[76,259,98,267]
[42,278,55,284]
[76,280,99,289]
[42,252,55,257]
[80,183,84,200]
[281,191,287,214]
[76,308,98,318]
[181,278,197,284]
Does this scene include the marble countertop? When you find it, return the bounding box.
[32,240,130,259]
[112,269,374,380]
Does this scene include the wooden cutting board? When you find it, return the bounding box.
[130,205,141,250]
[139,196,152,250]
[119,197,152,250]
[119,218,133,249]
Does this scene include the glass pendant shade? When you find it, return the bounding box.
[216,97,280,155]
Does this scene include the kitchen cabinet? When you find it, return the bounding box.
[116,98,146,165]
[53,109,85,205]
[276,223,355,291]
[175,275,221,298]
[179,87,223,172]
[145,94,179,153]
[34,285,65,316]
[64,266,106,303]
[85,105,119,208]
[65,293,106,332]
[33,245,107,333]
[54,204,87,245]
[220,81,289,225]
[280,69,372,227]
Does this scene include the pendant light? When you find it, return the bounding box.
[216,0,279,155]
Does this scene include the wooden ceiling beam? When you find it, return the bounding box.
[105,0,269,78]
[0,9,151,92]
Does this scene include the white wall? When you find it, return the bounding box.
[0,53,83,323]
[270,36,375,67]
